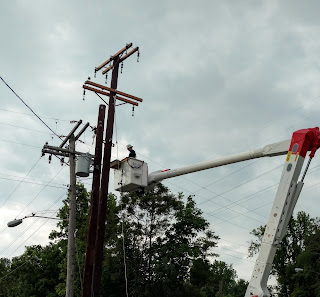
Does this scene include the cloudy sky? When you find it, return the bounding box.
[1,0,320,284]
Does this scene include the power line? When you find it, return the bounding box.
[0,192,65,257]
[15,164,67,219]
[0,138,42,149]
[0,108,71,122]
[8,208,61,257]
[0,158,41,209]
[0,122,53,135]
[0,76,63,141]
[0,176,67,189]
[0,261,27,281]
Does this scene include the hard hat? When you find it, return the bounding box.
[127,144,133,149]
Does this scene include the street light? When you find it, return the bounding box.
[7,213,64,227]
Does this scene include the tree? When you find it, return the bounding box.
[50,182,91,297]
[249,211,320,296]
[1,244,64,297]
[0,182,247,297]
[0,183,91,297]
[0,258,11,297]
[290,228,320,297]
[190,259,247,297]
[102,183,219,297]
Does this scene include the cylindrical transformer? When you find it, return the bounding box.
[76,153,92,177]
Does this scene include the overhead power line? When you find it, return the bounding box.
[0,108,71,122]
[0,122,53,135]
[0,138,42,149]
[0,76,63,141]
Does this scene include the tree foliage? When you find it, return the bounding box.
[0,183,247,297]
[248,211,320,297]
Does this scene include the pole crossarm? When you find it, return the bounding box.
[42,145,94,158]
[59,120,82,148]
[95,43,133,72]
[102,46,139,75]
[84,80,143,102]
[83,85,139,106]
[75,122,90,141]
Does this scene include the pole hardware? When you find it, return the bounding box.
[42,145,94,159]
[101,46,139,75]
[84,43,142,109]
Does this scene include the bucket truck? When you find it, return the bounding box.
[109,127,320,297]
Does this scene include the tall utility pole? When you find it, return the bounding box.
[66,134,76,297]
[42,120,90,297]
[81,105,106,297]
[81,43,143,297]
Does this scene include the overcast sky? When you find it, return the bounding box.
[1,0,320,284]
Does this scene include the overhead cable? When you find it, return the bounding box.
[0,76,63,141]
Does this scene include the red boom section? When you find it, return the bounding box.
[288,127,320,159]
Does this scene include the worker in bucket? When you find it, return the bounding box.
[127,144,136,158]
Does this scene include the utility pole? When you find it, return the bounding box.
[42,120,91,297]
[219,280,223,297]
[66,134,76,297]
[81,105,106,297]
[81,43,143,297]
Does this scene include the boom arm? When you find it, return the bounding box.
[245,127,320,297]
[148,139,290,185]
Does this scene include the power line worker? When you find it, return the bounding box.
[127,144,136,158]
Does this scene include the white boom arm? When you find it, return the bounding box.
[244,127,320,297]
[148,139,290,185]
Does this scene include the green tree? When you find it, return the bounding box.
[0,182,248,297]
[189,259,248,297]
[50,183,91,297]
[249,211,320,296]
[2,244,64,297]
[102,183,219,297]
[0,183,91,297]
[290,228,320,297]
[0,258,11,297]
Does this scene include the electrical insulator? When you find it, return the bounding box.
[49,155,52,164]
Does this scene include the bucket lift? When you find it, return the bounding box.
[112,158,148,192]
[111,127,320,297]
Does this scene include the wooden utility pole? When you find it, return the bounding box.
[66,134,76,297]
[92,55,120,297]
[81,105,106,297]
[42,120,90,297]
[81,43,143,297]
